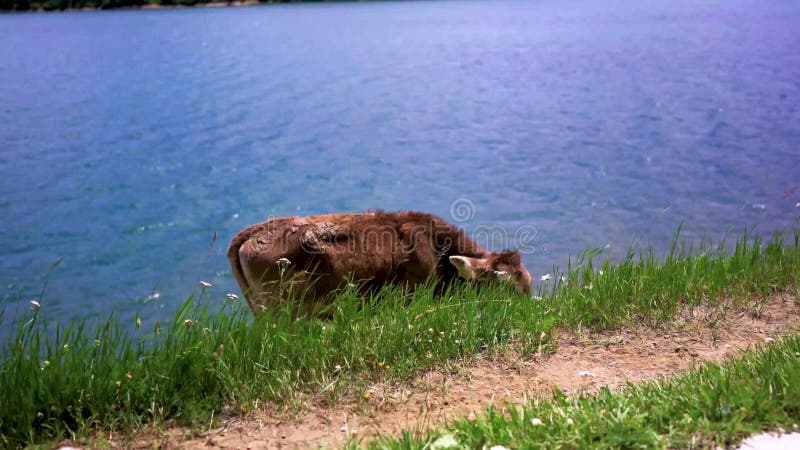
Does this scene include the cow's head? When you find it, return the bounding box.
[449,251,532,295]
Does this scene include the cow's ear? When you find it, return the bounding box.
[449,255,477,280]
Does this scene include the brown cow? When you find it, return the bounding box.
[227,210,532,316]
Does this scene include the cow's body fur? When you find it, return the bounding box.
[227,210,530,316]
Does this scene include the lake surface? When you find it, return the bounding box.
[1,0,799,330]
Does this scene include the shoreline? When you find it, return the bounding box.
[1,229,798,447]
[1,0,260,13]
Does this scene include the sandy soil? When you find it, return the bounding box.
[63,294,800,449]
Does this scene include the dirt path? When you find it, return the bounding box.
[89,294,800,449]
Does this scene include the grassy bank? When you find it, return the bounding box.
[1,229,798,448]
[365,333,800,450]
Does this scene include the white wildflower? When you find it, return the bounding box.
[334,364,342,371]
[585,283,593,290]
[226,293,239,301]
[199,280,212,289]
[560,275,567,283]
[530,417,543,426]
[566,418,574,425]
[579,370,595,377]
[489,446,509,450]
[599,270,604,275]
[764,337,775,343]
[29,300,41,310]
[541,274,552,281]
[430,434,460,450]
[532,295,542,301]
[276,257,291,266]
[184,319,195,326]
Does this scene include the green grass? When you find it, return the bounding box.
[364,333,800,450]
[0,229,798,448]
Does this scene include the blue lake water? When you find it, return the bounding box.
[1,0,799,331]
